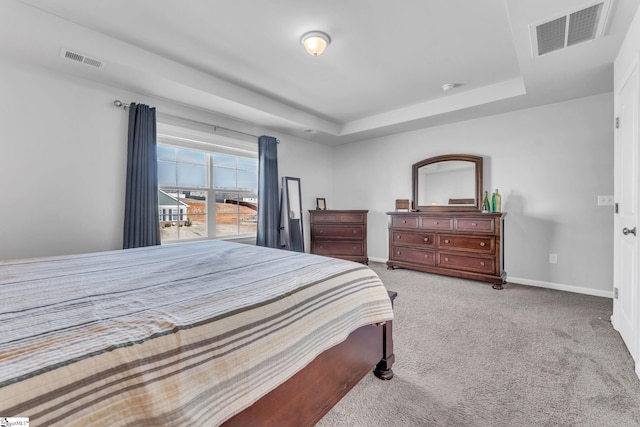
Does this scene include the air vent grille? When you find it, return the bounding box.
[537,17,567,56]
[60,48,104,69]
[567,3,603,46]
[531,1,610,57]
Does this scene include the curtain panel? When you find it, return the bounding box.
[123,103,160,249]
[256,136,279,248]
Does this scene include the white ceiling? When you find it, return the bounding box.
[2,0,639,145]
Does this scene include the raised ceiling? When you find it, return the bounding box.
[2,0,639,144]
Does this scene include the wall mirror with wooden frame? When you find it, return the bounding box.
[412,154,482,211]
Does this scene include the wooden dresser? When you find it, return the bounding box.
[309,210,368,264]
[387,211,506,288]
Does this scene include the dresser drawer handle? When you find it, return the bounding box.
[397,235,402,240]
[444,257,449,262]
[353,246,357,250]
[444,239,450,244]
[423,237,429,242]
[424,254,430,259]
[319,229,323,233]
[434,221,439,225]
[353,230,357,234]
[319,245,323,249]
[397,251,402,255]
[472,223,477,226]
[402,220,407,224]
[480,261,485,267]
[480,242,486,247]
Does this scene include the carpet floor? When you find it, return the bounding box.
[317,263,640,427]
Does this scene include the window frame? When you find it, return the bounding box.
[156,122,259,244]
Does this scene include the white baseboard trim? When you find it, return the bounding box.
[508,276,613,298]
[368,257,613,298]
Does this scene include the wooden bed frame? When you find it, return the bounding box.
[224,291,397,426]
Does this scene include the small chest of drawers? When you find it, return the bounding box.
[387,211,506,288]
[310,210,368,264]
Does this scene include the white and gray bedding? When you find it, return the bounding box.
[0,240,393,426]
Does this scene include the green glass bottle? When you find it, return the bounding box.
[482,191,490,212]
[493,189,502,212]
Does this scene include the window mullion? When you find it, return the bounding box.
[207,153,216,238]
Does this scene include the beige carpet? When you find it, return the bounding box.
[317,263,640,427]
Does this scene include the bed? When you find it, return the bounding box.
[0,240,395,426]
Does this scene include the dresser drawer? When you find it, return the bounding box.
[391,231,435,247]
[312,225,363,239]
[455,217,495,233]
[312,241,364,256]
[437,252,495,274]
[311,213,338,223]
[389,246,435,266]
[420,217,454,231]
[313,213,364,224]
[437,234,495,254]
[391,216,419,229]
[336,213,365,223]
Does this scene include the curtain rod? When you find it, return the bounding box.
[113,100,279,143]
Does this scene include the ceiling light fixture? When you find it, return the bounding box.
[301,31,331,56]
[442,83,459,92]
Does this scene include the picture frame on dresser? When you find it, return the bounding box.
[316,198,326,210]
[387,154,506,289]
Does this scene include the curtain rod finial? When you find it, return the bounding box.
[114,100,130,110]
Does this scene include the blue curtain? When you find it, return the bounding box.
[256,136,279,248]
[123,103,160,249]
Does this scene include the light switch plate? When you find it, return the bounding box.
[597,195,614,206]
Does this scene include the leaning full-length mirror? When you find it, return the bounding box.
[280,176,304,252]
[412,154,482,211]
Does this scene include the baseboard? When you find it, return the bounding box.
[368,257,613,298]
[508,276,613,298]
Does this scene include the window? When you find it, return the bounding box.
[156,123,258,243]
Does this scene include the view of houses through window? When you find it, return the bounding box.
[157,143,258,242]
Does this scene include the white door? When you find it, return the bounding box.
[613,62,639,368]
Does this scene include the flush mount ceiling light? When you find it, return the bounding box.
[442,83,459,92]
[301,31,331,56]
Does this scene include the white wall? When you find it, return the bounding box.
[0,58,128,259]
[0,59,333,260]
[332,93,614,296]
[0,53,616,297]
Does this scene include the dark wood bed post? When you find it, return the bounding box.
[374,290,397,380]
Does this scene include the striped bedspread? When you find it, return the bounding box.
[0,240,393,426]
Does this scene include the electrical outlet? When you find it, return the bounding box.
[597,195,614,206]
[549,253,558,264]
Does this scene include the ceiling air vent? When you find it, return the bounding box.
[60,48,104,69]
[531,0,611,57]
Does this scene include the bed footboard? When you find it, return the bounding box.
[223,290,397,426]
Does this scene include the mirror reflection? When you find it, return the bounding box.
[280,176,304,252]
[412,154,482,211]
[417,161,476,206]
